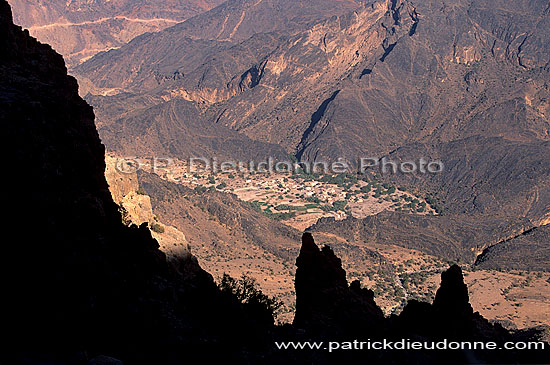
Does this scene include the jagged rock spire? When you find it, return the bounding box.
[433,264,474,317]
[294,232,384,334]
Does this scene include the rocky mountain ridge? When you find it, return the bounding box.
[73,0,550,271]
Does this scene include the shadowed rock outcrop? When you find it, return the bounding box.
[294,232,384,334]
[292,233,549,364]
[293,233,496,340]
[432,265,473,317]
[397,265,505,341]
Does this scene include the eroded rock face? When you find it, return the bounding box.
[104,155,192,259]
[73,0,550,271]
[475,224,550,272]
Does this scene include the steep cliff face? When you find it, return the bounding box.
[0,1,269,362]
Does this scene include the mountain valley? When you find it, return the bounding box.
[4,0,550,355]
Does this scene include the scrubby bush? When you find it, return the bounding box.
[150,223,165,234]
[219,274,282,325]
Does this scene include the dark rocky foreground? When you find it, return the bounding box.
[0,1,548,363]
[284,233,550,364]
[0,0,274,362]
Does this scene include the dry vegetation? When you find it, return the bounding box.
[108,156,550,328]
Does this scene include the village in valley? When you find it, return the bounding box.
[120,155,442,231]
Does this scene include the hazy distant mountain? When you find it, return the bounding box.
[156,0,367,41]
[7,0,226,65]
[73,0,368,93]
